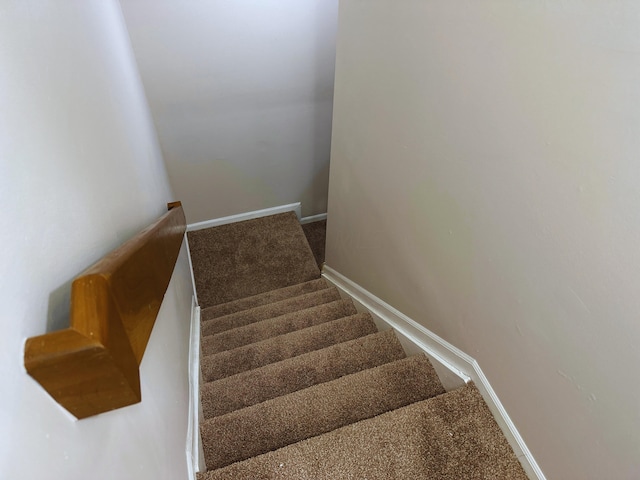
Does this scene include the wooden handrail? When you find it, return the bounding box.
[24,202,187,419]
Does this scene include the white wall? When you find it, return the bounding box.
[0,2,191,479]
[119,0,339,223]
[326,1,640,479]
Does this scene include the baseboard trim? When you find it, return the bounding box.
[322,266,546,480]
[300,212,327,224]
[322,266,471,386]
[185,231,202,476]
[186,296,204,478]
[187,203,302,232]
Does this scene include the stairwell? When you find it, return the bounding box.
[188,211,527,479]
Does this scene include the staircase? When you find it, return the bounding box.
[188,212,527,479]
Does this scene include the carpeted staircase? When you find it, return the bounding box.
[188,212,528,479]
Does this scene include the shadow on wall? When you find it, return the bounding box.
[301,162,331,216]
[308,0,338,216]
[47,280,73,333]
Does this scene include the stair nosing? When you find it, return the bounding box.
[200,354,445,470]
[200,298,358,355]
[201,278,331,319]
[200,329,407,419]
[200,312,379,382]
[200,287,343,336]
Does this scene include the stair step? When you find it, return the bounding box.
[201,312,377,382]
[201,299,357,356]
[201,278,330,319]
[200,355,445,470]
[201,287,342,336]
[201,329,406,419]
[187,211,320,308]
[199,384,527,480]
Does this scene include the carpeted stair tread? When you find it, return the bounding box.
[200,355,445,470]
[201,288,342,336]
[188,212,320,308]
[201,312,377,382]
[191,214,526,478]
[199,383,527,480]
[202,278,330,319]
[201,299,357,356]
[201,329,407,419]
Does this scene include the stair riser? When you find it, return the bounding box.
[201,329,406,419]
[202,278,329,319]
[201,313,377,383]
[201,385,528,480]
[201,355,445,470]
[201,299,357,356]
[201,288,342,336]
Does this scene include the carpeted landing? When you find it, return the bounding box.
[188,212,528,479]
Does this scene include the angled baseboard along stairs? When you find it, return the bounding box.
[187,210,529,479]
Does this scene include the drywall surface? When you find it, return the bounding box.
[0,2,191,479]
[119,0,338,223]
[326,1,640,478]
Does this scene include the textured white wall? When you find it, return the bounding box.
[119,0,339,223]
[0,2,191,479]
[326,1,640,479]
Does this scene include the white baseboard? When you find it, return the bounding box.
[185,234,203,476]
[300,212,327,224]
[322,266,546,480]
[187,203,302,232]
[186,296,204,478]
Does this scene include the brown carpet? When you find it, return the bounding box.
[201,287,341,336]
[190,212,527,479]
[200,384,528,480]
[201,299,357,356]
[301,219,326,267]
[188,212,320,308]
[202,278,329,319]
[200,329,406,419]
[201,355,445,470]
[201,313,378,382]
